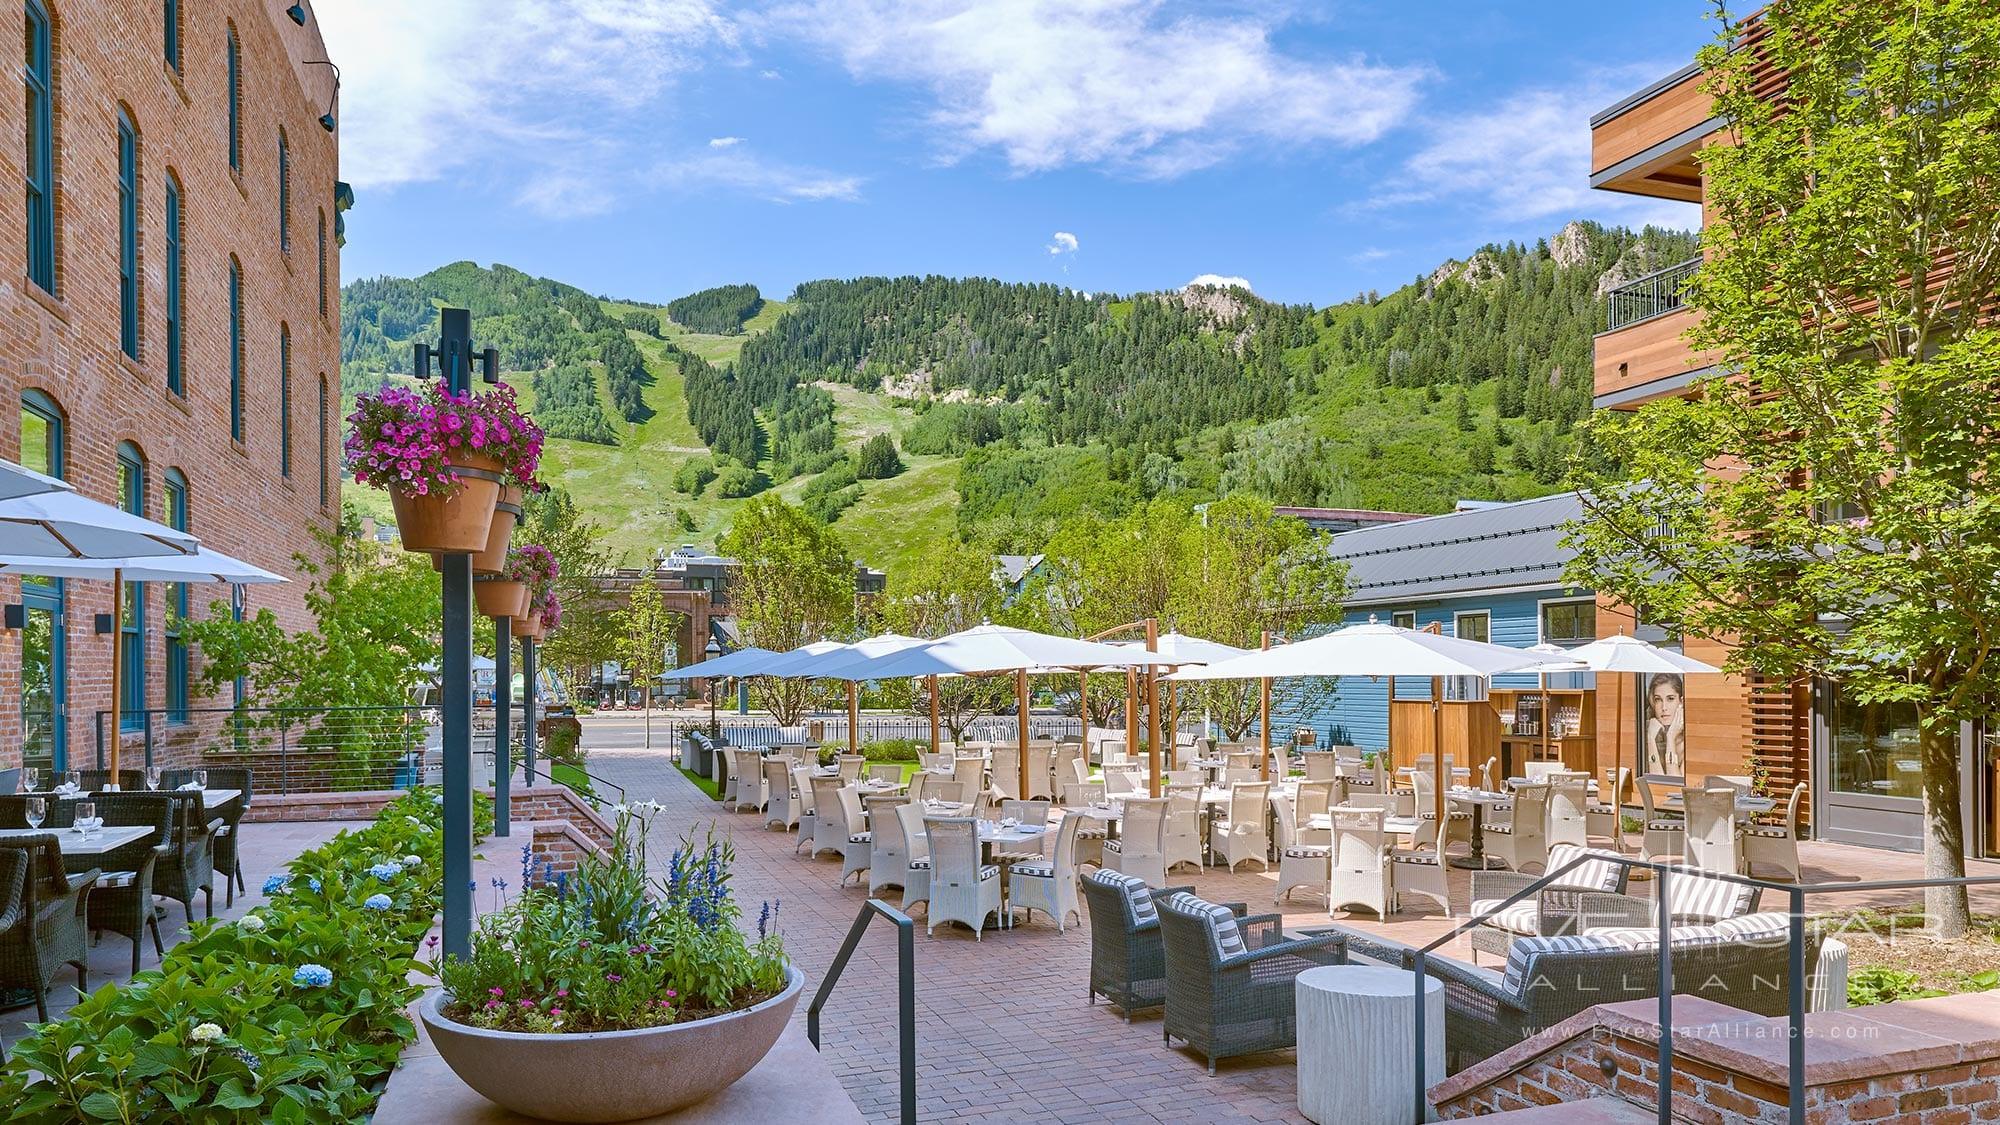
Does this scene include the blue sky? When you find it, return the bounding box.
[321,1,1711,309]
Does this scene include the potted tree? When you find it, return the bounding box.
[346,382,542,555]
[422,814,801,1122]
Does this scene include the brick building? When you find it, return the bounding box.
[0,0,341,775]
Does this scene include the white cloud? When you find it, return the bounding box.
[318,0,740,206]
[757,0,1426,177]
[1046,231,1079,255]
[658,147,864,203]
[1186,273,1252,291]
[709,136,744,148]
[1376,71,1703,229]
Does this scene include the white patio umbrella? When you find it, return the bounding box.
[790,634,942,755]
[1116,631,1251,772]
[744,640,864,753]
[0,544,284,784]
[862,625,1175,795]
[658,645,781,680]
[1174,620,1558,828]
[0,488,200,559]
[1559,633,1722,822]
[0,457,69,501]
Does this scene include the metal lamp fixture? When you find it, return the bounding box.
[286,3,307,26]
[705,637,723,739]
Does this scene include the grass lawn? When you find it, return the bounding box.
[676,764,722,800]
[550,760,598,800]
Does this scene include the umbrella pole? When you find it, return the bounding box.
[1078,672,1089,761]
[1167,678,1179,770]
[1145,619,1160,798]
[108,569,122,781]
[848,681,860,756]
[1015,669,1031,797]
[1124,668,1138,765]
[1259,630,1272,781]
[928,675,940,758]
[1433,676,1446,838]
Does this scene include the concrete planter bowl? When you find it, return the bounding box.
[420,966,805,1122]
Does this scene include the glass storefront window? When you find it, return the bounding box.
[1828,685,1924,800]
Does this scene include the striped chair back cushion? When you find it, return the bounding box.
[1507,912,1795,996]
[1665,868,1758,920]
[1091,870,1159,928]
[1548,844,1624,893]
[1163,891,1246,961]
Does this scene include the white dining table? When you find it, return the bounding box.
[1307,811,1422,837]
[1659,792,1776,817]
[34,786,240,811]
[0,824,153,855]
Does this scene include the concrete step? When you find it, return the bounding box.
[1469,1097,1656,1124]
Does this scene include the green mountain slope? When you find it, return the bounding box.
[338,221,1696,573]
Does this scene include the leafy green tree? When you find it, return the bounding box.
[881,546,1014,741]
[855,433,904,480]
[519,487,618,699]
[180,508,439,765]
[1565,0,2000,936]
[618,572,681,748]
[722,496,856,724]
[673,457,717,496]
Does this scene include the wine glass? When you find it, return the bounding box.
[76,801,95,838]
[21,767,38,793]
[64,769,80,792]
[144,766,161,791]
[24,797,45,830]
[193,768,208,790]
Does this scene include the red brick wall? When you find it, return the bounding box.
[0,1,340,773]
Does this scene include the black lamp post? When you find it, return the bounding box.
[704,637,722,739]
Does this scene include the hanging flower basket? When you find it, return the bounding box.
[474,575,531,620]
[345,382,543,556]
[472,484,525,576]
[510,545,561,640]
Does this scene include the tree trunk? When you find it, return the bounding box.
[643,684,652,750]
[1920,720,1970,938]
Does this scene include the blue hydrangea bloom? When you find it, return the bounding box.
[369,861,403,881]
[292,964,334,988]
[363,893,393,911]
[262,875,291,895]
[307,877,323,893]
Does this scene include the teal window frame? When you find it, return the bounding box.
[317,375,328,508]
[229,259,244,442]
[280,325,292,477]
[278,131,290,253]
[118,112,139,359]
[164,469,188,722]
[117,443,147,731]
[21,391,66,766]
[226,29,241,172]
[164,0,181,72]
[24,0,54,294]
[165,177,183,394]
[317,211,327,319]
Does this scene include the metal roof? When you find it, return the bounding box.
[1325,491,1587,605]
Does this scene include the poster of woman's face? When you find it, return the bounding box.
[1641,672,1687,778]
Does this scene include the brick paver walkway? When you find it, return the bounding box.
[582,745,2000,1124]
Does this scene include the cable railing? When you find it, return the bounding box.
[475,747,626,804]
[808,898,917,1125]
[661,714,1084,751]
[1330,852,2000,1125]
[92,705,434,795]
[1605,255,1701,330]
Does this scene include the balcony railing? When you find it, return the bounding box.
[1604,255,1701,331]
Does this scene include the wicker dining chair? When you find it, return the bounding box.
[808,776,848,859]
[75,770,144,792]
[1162,793,1203,875]
[1102,797,1168,887]
[1638,774,1686,862]
[1546,775,1589,852]
[0,794,75,830]
[867,764,902,786]
[990,746,1022,800]
[1157,890,1346,1074]
[1024,744,1055,801]
[792,767,818,852]
[1744,783,1806,881]
[198,766,253,906]
[926,780,966,805]
[1208,782,1270,872]
[1007,812,1084,932]
[1272,793,1330,905]
[895,802,932,913]
[764,759,797,830]
[0,834,98,1021]
[155,790,219,923]
[905,770,929,805]
[1587,767,1632,845]
[1328,805,1392,916]
[84,792,174,972]
[1483,783,1550,873]
[866,794,913,896]
[838,788,873,886]
[1683,787,1743,873]
[922,817,1001,939]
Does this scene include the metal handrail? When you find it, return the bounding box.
[1604,255,1701,330]
[807,899,917,1125]
[476,747,626,803]
[1396,848,2000,1125]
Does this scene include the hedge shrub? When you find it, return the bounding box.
[0,789,489,1123]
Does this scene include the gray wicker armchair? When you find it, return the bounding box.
[1080,871,1251,1019]
[75,769,144,792]
[0,834,99,1022]
[1337,914,1810,1073]
[1157,891,1347,1075]
[84,793,174,973]
[0,795,74,830]
[155,790,219,923]
[198,767,253,906]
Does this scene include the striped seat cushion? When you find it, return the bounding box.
[1090,870,1159,926]
[1010,861,1055,878]
[1469,898,1540,936]
[1586,803,1618,815]
[96,870,139,890]
[847,832,872,844]
[1484,823,1518,835]
[1647,820,1685,831]
[1664,870,1757,920]
[977,865,999,881]
[907,858,931,870]
[1583,912,1791,950]
[1502,929,1659,994]
[1101,840,1125,854]
[1744,825,1790,839]
[1547,845,1623,893]
[1163,891,1246,960]
[1390,852,1441,866]
[1282,845,1331,859]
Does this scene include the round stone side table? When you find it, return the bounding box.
[1296,965,1444,1125]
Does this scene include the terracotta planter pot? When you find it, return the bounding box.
[388,453,504,554]
[421,966,804,1123]
[471,485,524,576]
[514,615,547,641]
[474,578,530,620]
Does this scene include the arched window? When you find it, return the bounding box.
[165,174,183,395]
[280,324,292,477]
[163,0,181,72]
[118,110,140,359]
[117,442,148,730]
[226,26,242,172]
[20,390,65,770]
[317,210,328,320]
[164,468,189,721]
[24,0,54,294]
[229,257,244,442]
[317,374,329,509]
[278,128,290,253]
[21,389,63,479]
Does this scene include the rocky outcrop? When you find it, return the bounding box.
[1548,221,1592,269]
